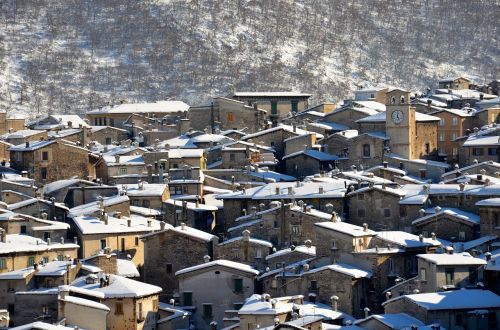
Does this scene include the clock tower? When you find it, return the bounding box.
[385,88,415,159]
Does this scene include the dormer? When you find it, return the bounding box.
[385,89,411,107]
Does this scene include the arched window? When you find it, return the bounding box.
[391,96,396,105]
[400,96,405,104]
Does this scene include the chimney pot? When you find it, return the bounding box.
[363,223,368,232]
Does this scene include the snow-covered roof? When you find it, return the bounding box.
[355,313,424,328]
[87,101,189,115]
[129,205,162,216]
[463,135,500,147]
[9,321,76,330]
[476,198,500,207]
[233,92,311,97]
[68,195,129,217]
[412,208,480,226]
[42,178,98,194]
[249,170,296,182]
[61,295,110,312]
[175,259,259,276]
[347,185,406,197]
[217,181,347,200]
[72,214,160,235]
[219,236,273,248]
[70,274,162,298]
[315,221,376,237]
[353,100,386,112]
[0,266,36,280]
[101,154,145,166]
[116,259,140,277]
[304,263,372,278]
[1,129,44,139]
[383,289,500,310]
[307,121,349,131]
[9,140,55,152]
[124,183,166,197]
[0,234,78,254]
[241,124,323,141]
[35,261,76,276]
[283,149,339,161]
[266,245,316,260]
[164,199,218,211]
[417,252,486,265]
[377,231,442,248]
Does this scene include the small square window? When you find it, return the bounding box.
[166,264,172,273]
[42,151,49,161]
[234,278,243,293]
[203,304,213,318]
[384,209,391,217]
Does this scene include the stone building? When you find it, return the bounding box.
[323,105,380,129]
[283,149,339,179]
[0,129,47,146]
[346,185,406,231]
[141,223,218,299]
[217,180,346,231]
[477,198,500,237]
[417,251,486,293]
[9,140,91,186]
[265,245,316,270]
[216,231,273,270]
[88,126,128,145]
[0,112,25,135]
[228,203,337,249]
[94,154,146,184]
[383,289,500,330]
[163,199,218,232]
[438,76,471,90]
[86,101,189,129]
[176,259,258,329]
[459,134,499,166]
[188,97,267,133]
[124,183,169,210]
[411,207,480,241]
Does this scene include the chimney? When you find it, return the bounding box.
[419,234,423,242]
[231,176,236,191]
[127,219,132,227]
[47,238,51,245]
[160,221,166,230]
[383,161,388,168]
[431,232,436,240]
[147,164,153,183]
[114,155,120,163]
[363,223,368,232]
[434,206,441,213]
[330,295,339,311]
[363,307,370,318]
[242,229,250,241]
[293,125,297,133]
[427,99,432,112]
[210,321,217,330]
[147,220,152,227]
[275,187,280,195]
[459,182,465,191]
[203,255,211,263]
[25,141,29,148]
[319,186,324,194]
[446,246,454,255]
[480,93,484,100]
[287,187,293,195]
[180,222,186,230]
[60,237,64,244]
[485,252,492,261]
[296,180,300,188]
[104,214,109,225]
[73,236,78,244]
[0,229,6,243]
[331,211,338,223]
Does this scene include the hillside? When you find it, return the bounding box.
[0,0,498,118]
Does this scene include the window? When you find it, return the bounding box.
[469,267,478,285]
[43,232,50,241]
[135,237,139,246]
[362,144,370,157]
[42,151,49,161]
[227,112,235,122]
[271,102,278,115]
[109,118,114,127]
[452,148,458,156]
[384,209,391,217]
[43,256,49,264]
[291,101,298,113]
[57,255,64,261]
[119,167,127,175]
[472,148,484,156]
[255,248,262,259]
[138,302,143,320]
[310,280,318,290]
[0,258,6,269]
[142,200,150,208]
[291,225,300,235]
[229,153,236,162]
[40,167,48,180]
[170,186,183,195]
[115,302,123,315]
[20,225,27,234]
[121,238,125,252]
[388,258,394,273]
[100,239,106,250]
[105,137,112,145]
[166,264,172,273]
[458,231,466,241]
[425,143,430,155]
[439,118,445,126]
[234,278,243,293]
[445,268,455,285]
[273,221,279,228]
[357,193,364,201]
[400,207,407,217]
[439,133,445,142]
[183,292,193,306]
[331,240,337,249]
[357,208,365,217]
[28,256,35,267]
[203,304,213,318]
[451,132,457,141]
[488,148,498,156]
[370,93,375,99]
[452,117,458,126]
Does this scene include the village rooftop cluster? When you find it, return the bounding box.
[0,77,499,329]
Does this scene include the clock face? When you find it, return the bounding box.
[391,110,404,124]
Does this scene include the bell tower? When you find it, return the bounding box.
[385,89,415,159]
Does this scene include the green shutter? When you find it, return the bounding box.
[0,258,6,269]
[271,102,278,115]
[28,256,35,267]
[291,101,298,113]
